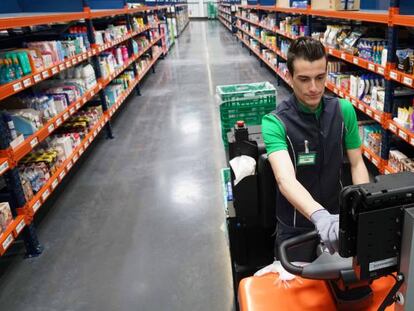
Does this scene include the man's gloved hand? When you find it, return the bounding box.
[310,209,339,254]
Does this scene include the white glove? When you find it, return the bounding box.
[254,261,308,288]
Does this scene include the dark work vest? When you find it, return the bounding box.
[271,94,345,229]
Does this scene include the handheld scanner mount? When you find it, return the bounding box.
[339,172,414,280]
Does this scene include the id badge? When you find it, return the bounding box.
[297,152,317,166]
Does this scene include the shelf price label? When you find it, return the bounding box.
[389,123,398,133]
[341,53,346,60]
[23,78,32,88]
[59,170,66,181]
[88,51,93,57]
[403,76,413,87]
[15,219,26,235]
[42,71,50,79]
[42,188,50,201]
[77,56,82,62]
[66,61,72,67]
[34,74,42,83]
[51,179,59,190]
[339,91,344,97]
[32,200,41,213]
[30,137,39,149]
[66,161,73,171]
[79,146,85,155]
[410,137,414,146]
[399,130,408,141]
[56,118,63,127]
[374,114,382,123]
[73,154,79,162]
[2,234,13,251]
[76,102,81,109]
[82,98,87,104]
[372,157,379,167]
[358,103,365,111]
[366,109,373,117]
[48,124,55,133]
[351,99,356,106]
[384,168,391,175]
[0,160,9,175]
[51,67,58,75]
[70,107,75,115]
[13,82,23,92]
[363,150,371,160]
[368,63,375,71]
[59,64,65,71]
[390,71,399,81]
[353,57,359,65]
[377,67,385,75]
[88,137,93,144]
[63,112,69,120]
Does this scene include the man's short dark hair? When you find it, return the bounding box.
[287,37,327,75]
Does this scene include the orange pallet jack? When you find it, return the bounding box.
[239,172,414,311]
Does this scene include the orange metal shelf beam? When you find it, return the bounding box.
[309,9,389,24]
[361,145,384,171]
[275,6,308,14]
[0,215,26,255]
[0,11,88,30]
[89,8,128,18]
[386,119,414,147]
[392,14,414,27]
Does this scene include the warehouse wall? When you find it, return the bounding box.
[188,0,217,18]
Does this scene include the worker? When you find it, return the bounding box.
[262,37,369,255]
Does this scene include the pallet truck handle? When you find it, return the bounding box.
[278,230,319,277]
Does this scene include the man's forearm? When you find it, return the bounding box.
[351,161,370,185]
[277,176,324,220]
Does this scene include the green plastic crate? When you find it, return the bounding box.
[217,82,276,147]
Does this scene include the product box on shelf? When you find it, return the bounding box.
[277,0,290,8]
[311,0,360,11]
[0,202,13,235]
[247,0,258,5]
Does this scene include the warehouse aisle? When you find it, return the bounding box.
[0,21,281,310]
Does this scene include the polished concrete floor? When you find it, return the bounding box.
[0,21,284,310]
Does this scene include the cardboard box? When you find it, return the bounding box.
[277,0,290,7]
[0,202,13,234]
[311,0,360,10]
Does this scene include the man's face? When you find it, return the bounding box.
[287,57,327,110]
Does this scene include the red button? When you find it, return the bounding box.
[236,120,245,128]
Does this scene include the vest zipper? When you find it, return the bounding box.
[286,134,297,227]
[315,115,324,208]
[340,121,345,189]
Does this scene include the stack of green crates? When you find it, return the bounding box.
[207,2,217,19]
[217,82,276,147]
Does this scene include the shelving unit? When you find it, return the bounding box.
[167,3,189,38]
[0,4,180,257]
[218,2,237,33]
[219,1,414,175]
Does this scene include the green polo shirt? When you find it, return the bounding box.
[262,98,361,156]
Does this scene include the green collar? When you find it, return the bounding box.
[297,99,323,118]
